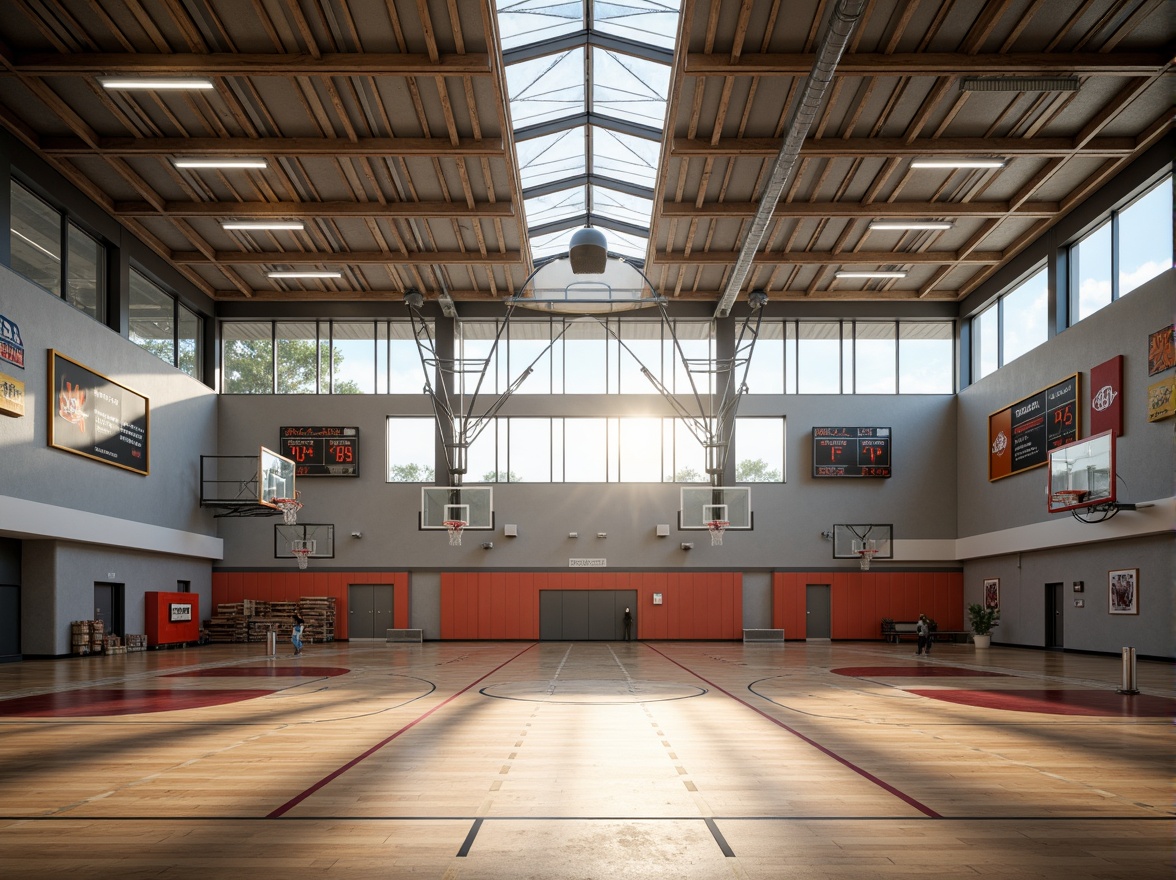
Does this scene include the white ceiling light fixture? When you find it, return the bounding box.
[267,271,342,279]
[174,158,268,169]
[910,159,1006,169]
[99,77,215,90]
[835,271,907,279]
[221,221,305,231]
[868,221,953,231]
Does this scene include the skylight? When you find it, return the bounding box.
[498,0,679,268]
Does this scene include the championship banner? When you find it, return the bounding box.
[1090,355,1122,437]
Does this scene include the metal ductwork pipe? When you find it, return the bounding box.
[714,0,866,318]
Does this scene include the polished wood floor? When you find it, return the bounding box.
[0,639,1171,879]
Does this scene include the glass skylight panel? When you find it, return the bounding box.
[525,186,589,228]
[517,127,588,190]
[530,229,578,260]
[505,48,586,128]
[595,228,647,260]
[592,126,659,188]
[591,184,652,228]
[593,0,680,50]
[498,0,585,51]
[591,47,670,127]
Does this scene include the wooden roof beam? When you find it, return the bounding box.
[9,52,492,76]
[116,200,515,218]
[655,250,1002,265]
[681,51,1171,77]
[660,200,1058,218]
[171,250,523,265]
[669,136,1136,157]
[42,135,504,156]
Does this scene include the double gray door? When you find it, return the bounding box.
[539,590,637,640]
[348,584,395,639]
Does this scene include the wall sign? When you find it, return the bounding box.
[0,371,24,417]
[988,374,1078,481]
[1147,375,1175,421]
[1147,324,1174,375]
[812,427,891,477]
[168,603,193,622]
[1090,355,1123,437]
[279,426,359,476]
[49,350,149,475]
[569,558,607,567]
[0,314,24,369]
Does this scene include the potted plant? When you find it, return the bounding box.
[967,603,999,648]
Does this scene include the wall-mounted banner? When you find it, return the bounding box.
[0,314,24,369]
[1147,375,1175,422]
[0,371,24,418]
[1090,355,1123,437]
[988,373,1079,481]
[1147,324,1174,375]
[49,350,150,475]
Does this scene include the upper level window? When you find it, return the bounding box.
[972,266,1046,380]
[10,181,106,322]
[1071,174,1172,323]
[129,269,200,379]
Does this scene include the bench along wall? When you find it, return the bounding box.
[773,570,964,639]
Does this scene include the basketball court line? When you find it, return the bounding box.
[266,642,537,818]
[644,643,942,819]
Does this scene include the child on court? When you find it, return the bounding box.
[291,613,305,656]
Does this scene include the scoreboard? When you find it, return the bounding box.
[812,427,891,478]
[279,426,359,476]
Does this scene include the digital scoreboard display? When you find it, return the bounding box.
[812,427,891,478]
[279,426,359,476]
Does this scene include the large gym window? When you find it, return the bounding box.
[972,266,1046,381]
[128,270,201,379]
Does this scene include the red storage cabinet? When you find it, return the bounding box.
[145,592,199,647]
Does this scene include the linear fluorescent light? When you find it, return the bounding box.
[911,159,1006,169]
[835,271,907,279]
[868,221,954,231]
[221,221,305,231]
[960,76,1080,92]
[99,77,215,90]
[267,271,342,279]
[174,158,268,169]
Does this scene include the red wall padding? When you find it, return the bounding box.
[211,571,408,640]
[772,571,963,639]
[440,571,743,640]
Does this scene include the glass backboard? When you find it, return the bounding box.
[1047,430,1115,513]
[679,486,751,530]
[421,486,494,529]
[259,446,296,506]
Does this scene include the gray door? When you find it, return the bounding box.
[94,583,124,636]
[540,590,638,640]
[1045,582,1064,649]
[806,584,831,639]
[0,585,19,660]
[348,584,395,639]
[561,591,590,640]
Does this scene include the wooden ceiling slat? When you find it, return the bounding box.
[116,200,513,217]
[656,250,1002,265]
[46,134,506,156]
[170,250,521,265]
[669,136,1137,157]
[660,200,1058,217]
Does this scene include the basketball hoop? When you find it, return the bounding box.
[443,519,468,546]
[1050,490,1086,509]
[706,520,730,546]
[855,547,878,571]
[290,539,315,570]
[271,494,302,526]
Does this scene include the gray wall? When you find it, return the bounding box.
[0,265,220,656]
[214,392,957,571]
[957,271,1174,657]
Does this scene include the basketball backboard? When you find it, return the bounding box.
[679,486,752,530]
[259,446,296,507]
[1047,430,1115,513]
[275,524,334,559]
[832,524,894,559]
[421,486,494,530]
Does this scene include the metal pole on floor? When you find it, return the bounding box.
[266,629,277,657]
[1117,646,1139,695]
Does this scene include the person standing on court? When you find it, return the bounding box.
[623,607,633,641]
[291,612,305,656]
[915,613,932,656]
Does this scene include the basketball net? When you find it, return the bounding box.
[291,539,315,570]
[706,520,729,546]
[272,494,302,526]
[856,548,878,571]
[444,520,467,546]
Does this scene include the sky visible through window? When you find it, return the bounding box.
[498,1,679,262]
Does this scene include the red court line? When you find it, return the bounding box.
[646,644,941,819]
[268,643,536,818]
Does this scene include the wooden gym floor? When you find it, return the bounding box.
[0,639,1171,879]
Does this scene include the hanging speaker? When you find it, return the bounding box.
[569,226,608,275]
